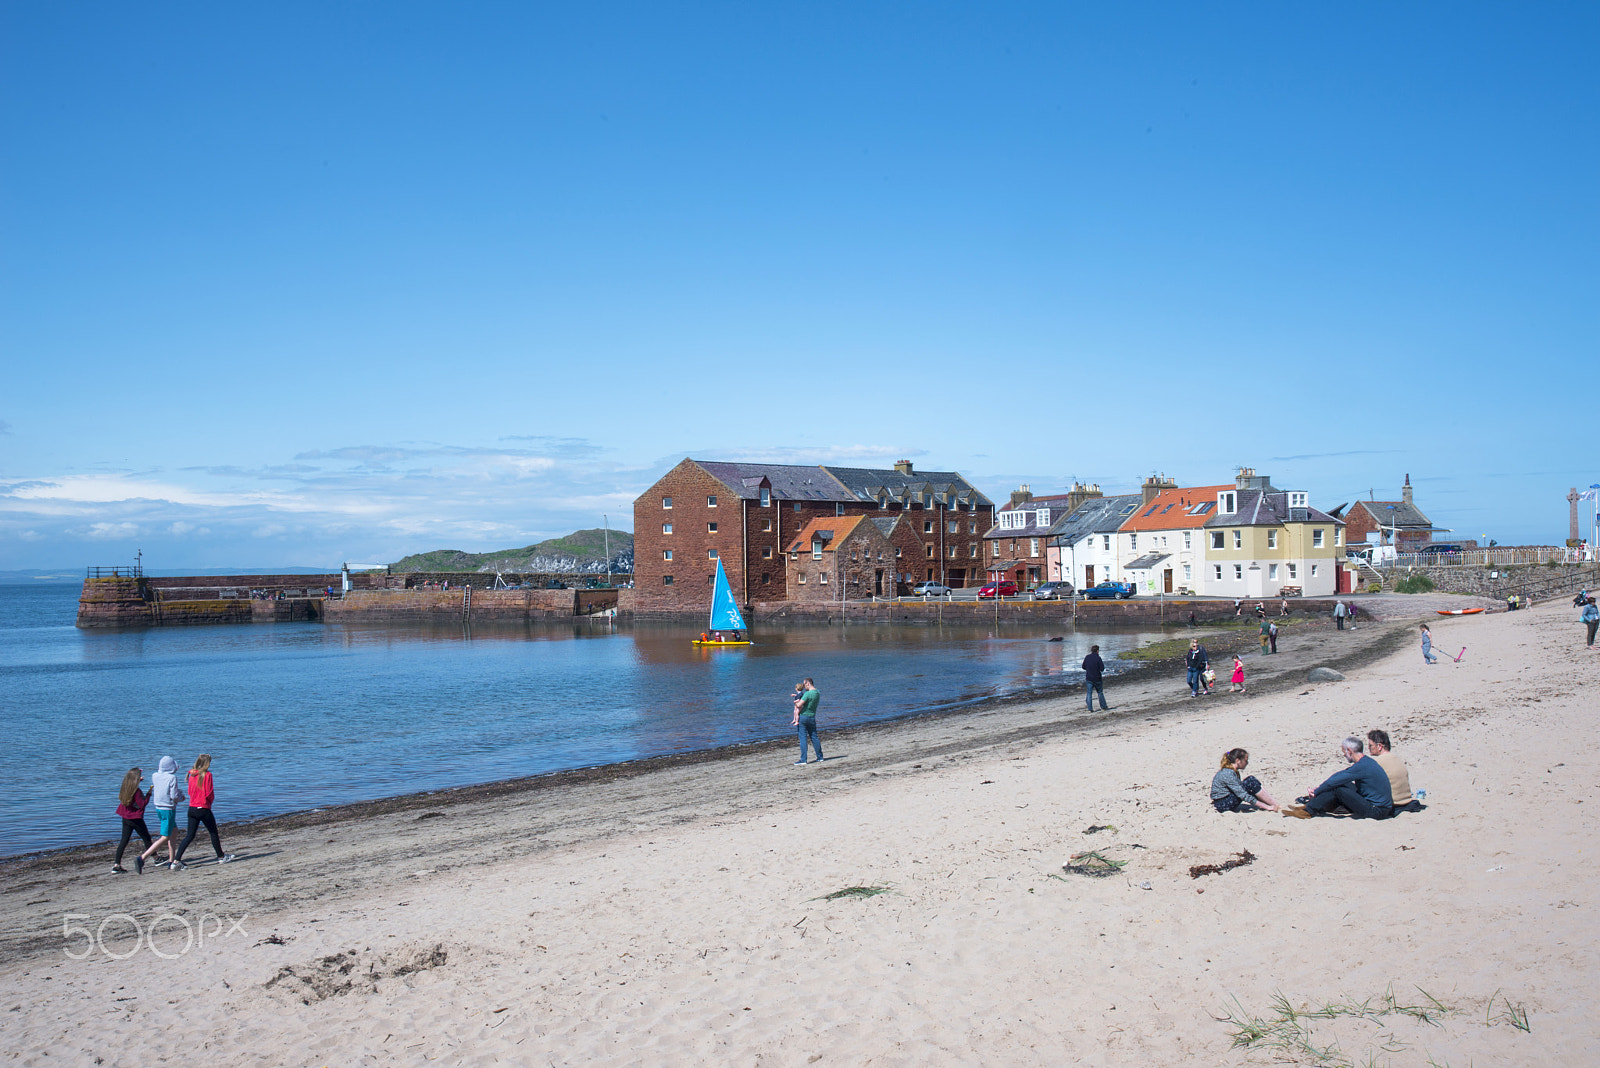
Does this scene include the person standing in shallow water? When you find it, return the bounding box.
[793,678,823,764]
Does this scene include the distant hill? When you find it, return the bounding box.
[390,529,634,574]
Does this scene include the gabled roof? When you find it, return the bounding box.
[1046,494,1143,544]
[1348,499,1433,529]
[1205,491,1343,528]
[984,494,1078,539]
[695,461,855,502]
[784,514,881,553]
[1120,486,1235,532]
[821,465,992,508]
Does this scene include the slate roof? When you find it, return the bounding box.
[1349,499,1434,530]
[1204,491,1343,528]
[982,494,1079,539]
[1125,552,1173,570]
[1044,494,1143,545]
[695,462,855,502]
[821,465,992,509]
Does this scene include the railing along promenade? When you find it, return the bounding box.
[1384,546,1588,568]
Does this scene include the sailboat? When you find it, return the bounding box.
[692,559,752,646]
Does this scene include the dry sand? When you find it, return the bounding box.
[2,596,1596,1066]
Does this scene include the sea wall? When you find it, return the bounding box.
[325,587,618,623]
[1380,562,1600,600]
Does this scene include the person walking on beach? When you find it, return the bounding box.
[136,756,185,873]
[1280,598,1290,618]
[1185,639,1211,697]
[1082,645,1110,711]
[112,768,151,874]
[1268,621,1279,654]
[1347,602,1358,630]
[1229,655,1246,693]
[1581,597,1599,649]
[1333,600,1347,630]
[1259,617,1271,654]
[173,754,235,866]
[1420,623,1438,664]
[793,678,823,764]
[1210,749,1279,812]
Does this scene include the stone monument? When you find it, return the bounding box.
[1569,487,1582,547]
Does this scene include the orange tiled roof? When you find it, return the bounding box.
[784,514,874,553]
[1118,485,1235,532]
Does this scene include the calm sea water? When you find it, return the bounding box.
[0,582,1161,857]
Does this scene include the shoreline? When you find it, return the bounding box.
[2,611,1405,872]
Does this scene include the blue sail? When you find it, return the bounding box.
[708,559,747,632]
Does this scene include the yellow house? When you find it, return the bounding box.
[1200,470,1344,598]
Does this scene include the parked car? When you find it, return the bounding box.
[1420,544,1461,555]
[978,581,1019,599]
[1081,581,1136,600]
[911,581,951,597]
[1032,581,1075,600]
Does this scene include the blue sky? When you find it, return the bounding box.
[3,3,1597,570]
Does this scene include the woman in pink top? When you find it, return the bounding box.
[172,754,235,866]
[112,768,152,874]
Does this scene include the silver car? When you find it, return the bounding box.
[911,582,951,597]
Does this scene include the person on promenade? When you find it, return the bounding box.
[136,756,185,873]
[1580,596,1599,649]
[1211,749,1279,812]
[1365,729,1419,811]
[1229,655,1246,693]
[1185,639,1211,697]
[1259,617,1271,654]
[1255,603,1266,621]
[1082,645,1110,711]
[1268,621,1279,654]
[112,768,151,874]
[1281,737,1394,820]
[1233,599,1242,617]
[1280,598,1291,618]
[793,678,824,764]
[1334,600,1347,630]
[173,754,235,867]
[1420,623,1438,664]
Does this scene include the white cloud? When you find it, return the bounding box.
[83,522,141,539]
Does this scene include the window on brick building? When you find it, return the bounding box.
[969,521,976,534]
[969,544,978,557]
[836,504,844,516]
[923,521,933,534]
[663,523,673,534]
[760,488,770,506]
[761,518,772,532]
[926,568,934,580]
[948,546,957,558]
[707,495,717,507]
[798,573,806,584]
[1030,538,1039,556]
[794,502,802,512]
[708,522,717,533]
[662,550,672,561]
[812,541,823,560]
[819,572,828,584]
[663,575,674,585]
[761,547,772,559]
[662,497,672,509]
[895,547,902,558]
[707,574,714,584]
[924,544,935,559]
[948,521,958,534]
[761,573,770,584]
[1211,531,1224,549]
[708,549,718,559]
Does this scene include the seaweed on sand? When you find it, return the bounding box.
[1062,851,1126,878]
[1189,849,1257,879]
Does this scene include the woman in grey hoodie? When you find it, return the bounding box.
[136,756,186,873]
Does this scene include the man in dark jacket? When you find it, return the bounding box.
[1081,645,1109,711]
[1185,639,1210,697]
[1282,737,1394,819]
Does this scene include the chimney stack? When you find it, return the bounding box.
[894,460,914,475]
[1064,481,1103,514]
[1402,474,1413,505]
[1141,474,1175,504]
[1009,483,1034,509]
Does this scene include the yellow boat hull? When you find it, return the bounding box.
[693,640,753,646]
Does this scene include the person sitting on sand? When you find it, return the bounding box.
[1211,748,1279,813]
[1365,729,1418,811]
[1281,737,1393,820]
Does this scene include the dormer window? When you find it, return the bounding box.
[1035,507,1050,526]
[1289,492,1308,509]
[1218,491,1236,514]
[760,488,771,507]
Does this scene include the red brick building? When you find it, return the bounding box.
[630,459,994,612]
[982,485,1084,591]
[783,515,899,600]
[1340,476,1441,550]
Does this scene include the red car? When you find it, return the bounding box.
[978,581,1018,599]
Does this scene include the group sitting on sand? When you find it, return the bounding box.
[1211,730,1420,820]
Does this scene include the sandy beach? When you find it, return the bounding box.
[3,595,1596,1066]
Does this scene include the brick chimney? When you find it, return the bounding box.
[1141,474,1175,504]
[1235,467,1274,492]
[1402,474,1413,505]
[894,460,914,475]
[1009,483,1034,509]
